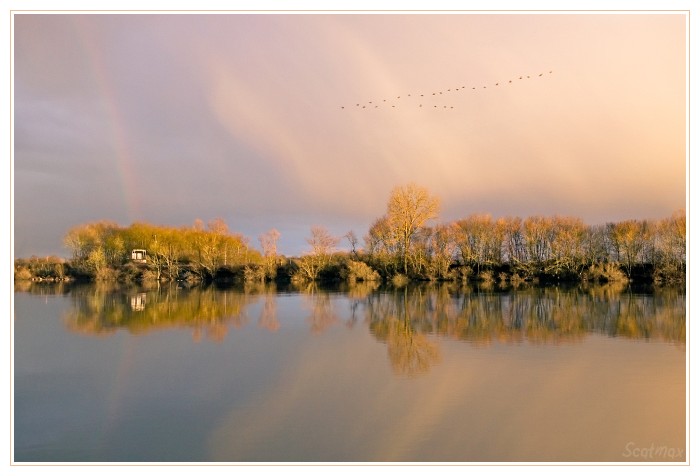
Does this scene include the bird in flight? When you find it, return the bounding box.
[339,69,553,110]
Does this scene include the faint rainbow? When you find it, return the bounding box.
[72,17,141,221]
[70,17,141,439]
[100,334,136,441]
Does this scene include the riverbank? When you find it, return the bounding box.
[14,253,685,288]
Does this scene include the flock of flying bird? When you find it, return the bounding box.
[340,70,553,110]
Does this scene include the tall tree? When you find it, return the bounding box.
[386,183,440,275]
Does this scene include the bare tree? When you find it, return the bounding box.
[258,228,281,280]
[307,225,339,258]
[455,214,504,273]
[207,218,229,235]
[547,216,587,275]
[609,220,650,276]
[344,230,359,257]
[386,183,440,275]
[208,218,230,265]
[654,209,685,273]
[429,223,459,280]
[296,226,339,281]
[259,228,281,258]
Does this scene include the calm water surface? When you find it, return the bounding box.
[13,282,686,462]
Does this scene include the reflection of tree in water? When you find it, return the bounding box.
[386,317,441,376]
[301,284,339,335]
[369,288,442,377]
[258,293,280,332]
[365,284,685,348]
[63,284,263,342]
[612,288,685,346]
[342,281,380,300]
[192,321,228,343]
[15,280,72,294]
[39,280,684,355]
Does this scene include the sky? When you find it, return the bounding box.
[12,11,687,258]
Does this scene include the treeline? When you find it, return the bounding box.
[362,195,686,285]
[15,218,263,283]
[358,184,685,285]
[13,184,686,286]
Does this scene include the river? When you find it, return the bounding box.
[13,281,686,463]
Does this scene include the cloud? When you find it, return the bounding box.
[13,13,686,257]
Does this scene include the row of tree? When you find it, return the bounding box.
[362,184,685,284]
[14,183,686,285]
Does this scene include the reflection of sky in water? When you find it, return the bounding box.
[208,335,684,462]
[14,286,686,462]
